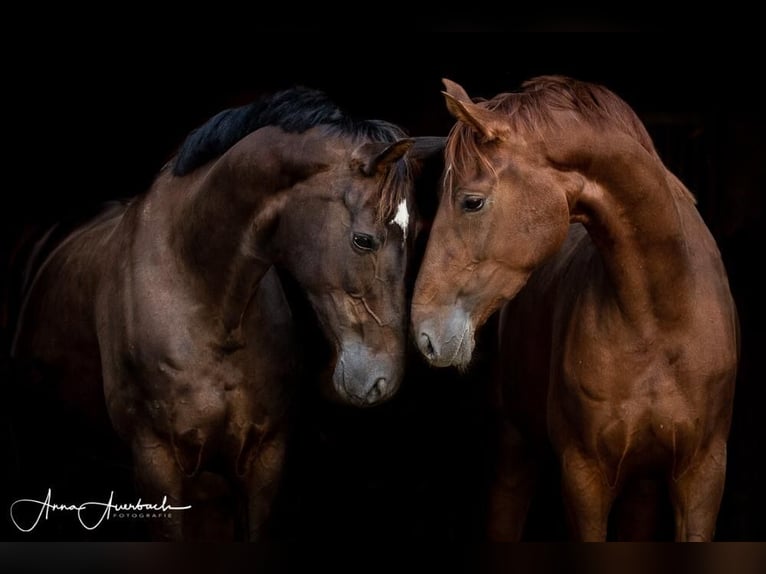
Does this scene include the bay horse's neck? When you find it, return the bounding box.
[169,129,329,348]
[554,129,696,332]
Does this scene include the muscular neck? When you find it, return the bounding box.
[171,129,328,347]
[555,130,695,332]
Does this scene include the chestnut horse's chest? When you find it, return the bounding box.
[546,271,735,484]
[499,232,705,475]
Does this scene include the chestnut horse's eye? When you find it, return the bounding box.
[352,232,377,252]
[461,196,485,213]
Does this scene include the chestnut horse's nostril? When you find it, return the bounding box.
[366,377,387,403]
[419,332,436,359]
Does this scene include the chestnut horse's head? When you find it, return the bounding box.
[412,78,581,369]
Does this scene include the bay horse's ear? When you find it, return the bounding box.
[407,136,446,160]
[441,78,509,142]
[355,139,415,176]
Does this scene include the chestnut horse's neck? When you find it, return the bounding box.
[551,127,699,334]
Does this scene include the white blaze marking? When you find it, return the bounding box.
[390,199,409,240]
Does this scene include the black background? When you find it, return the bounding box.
[1,20,764,542]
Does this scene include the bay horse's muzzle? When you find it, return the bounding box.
[333,342,402,407]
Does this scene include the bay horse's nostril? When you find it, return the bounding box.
[419,332,436,359]
[366,377,387,404]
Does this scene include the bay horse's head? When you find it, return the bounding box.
[271,127,443,406]
[412,78,582,369]
[174,87,444,407]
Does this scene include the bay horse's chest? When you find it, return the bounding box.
[102,268,300,472]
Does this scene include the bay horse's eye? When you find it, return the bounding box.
[461,196,486,213]
[352,232,377,252]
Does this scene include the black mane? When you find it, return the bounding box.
[172,86,406,176]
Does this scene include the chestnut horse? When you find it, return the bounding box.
[412,76,739,541]
[10,87,442,540]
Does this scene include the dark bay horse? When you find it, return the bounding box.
[10,87,442,540]
[411,76,739,541]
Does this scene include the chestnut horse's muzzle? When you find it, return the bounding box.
[412,306,475,370]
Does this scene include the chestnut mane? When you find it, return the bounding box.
[444,75,696,204]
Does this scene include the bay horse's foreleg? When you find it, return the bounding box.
[131,434,186,541]
[487,418,537,541]
[668,438,727,542]
[560,446,615,541]
[240,435,286,541]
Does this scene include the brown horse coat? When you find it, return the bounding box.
[11,88,443,540]
[412,76,738,541]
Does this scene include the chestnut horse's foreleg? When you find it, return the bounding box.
[668,438,727,542]
[559,446,615,541]
[613,477,667,540]
[487,418,537,541]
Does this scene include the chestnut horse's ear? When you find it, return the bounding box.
[441,78,509,142]
[442,78,472,103]
[355,139,415,176]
